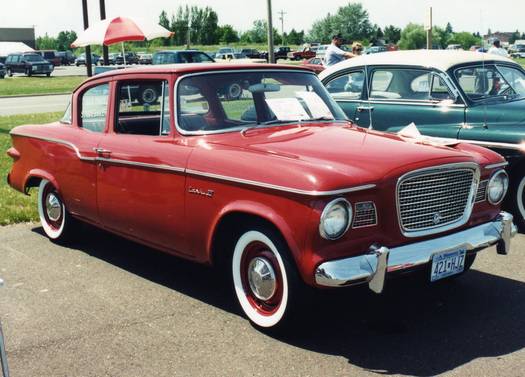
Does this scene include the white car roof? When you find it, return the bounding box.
[319,50,516,79]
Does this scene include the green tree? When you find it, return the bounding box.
[448,32,482,50]
[56,30,77,50]
[445,22,453,34]
[510,30,521,44]
[36,33,58,50]
[307,3,373,43]
[398,23,426,49]
[287,29,305,45]
[218,25,239,44]
[159,10,171,46]
[383,25,401,44]
[241,20,281,44]
[171,6,190,46]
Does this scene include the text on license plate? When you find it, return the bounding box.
[430,248,466,282]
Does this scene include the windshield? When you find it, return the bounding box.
[24,54,45,62]
[177,71,346,134]
[455,64,525,102]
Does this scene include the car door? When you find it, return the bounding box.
[96,76,192,254]
[324,69,366,123]
[11,55,22,73]
[357,67,465,138]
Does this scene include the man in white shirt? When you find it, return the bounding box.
[487,39,509,57]
[324,34,356,66]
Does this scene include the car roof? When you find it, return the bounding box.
[320,50,516,78]
[84,63,311,83]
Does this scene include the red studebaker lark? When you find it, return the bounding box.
[6,64,517,329]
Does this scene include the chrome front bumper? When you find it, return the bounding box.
[315,212,517,293]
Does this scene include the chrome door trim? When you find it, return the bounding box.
[186,169,376,197]
[96,157,186,173]
[484,161,509,169]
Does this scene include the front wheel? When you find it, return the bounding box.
[37,179,78,242]
[232,226,302,329]
[7,68,12,77]
[509,171,525,231]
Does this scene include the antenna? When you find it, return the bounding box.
[480,9,488,129]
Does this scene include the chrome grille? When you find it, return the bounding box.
[397,167,477,234]
[476,180,488,202]
[353,202,377,228]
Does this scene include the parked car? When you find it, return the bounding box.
[4,52,54,76]
[274,46,291,60]
[0,62,5,79]
[115,52,138,65]
[365,46,387,54]
[239,49,261,59]
[315,44,329,61]
[446,44,463,50]
[320,50,525,229]
[138,53,153,64]
[217,47,235,55]
[153,50,215,64]
[75,53,100,66]
[288,48,316,61]
[57,51,76,65]
[301,57,325,74]
[36,50,61,66]
[6,63,516,329]
[510,44,525,58]
[214,52,266,64]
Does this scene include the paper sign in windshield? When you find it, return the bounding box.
[296,91,334,119]
[265,98,310,121]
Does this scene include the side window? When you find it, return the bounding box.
[325,70,365,101]
[80,83,109,132]
[371,69,447,101]
[115,80,170,136]
[410,73,452,101]
[60,99,72,124]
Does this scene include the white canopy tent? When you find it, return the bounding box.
[0,42,34,57]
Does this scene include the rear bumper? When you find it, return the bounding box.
[315,212,516,292]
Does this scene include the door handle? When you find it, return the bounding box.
[93,147,112,156]
[357,106,374,112]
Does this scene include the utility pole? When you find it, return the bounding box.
[266,0,275,63]
[426,6,433,50]
[99,0,109,65]
[278,10,286,46]
[81,0,92,77]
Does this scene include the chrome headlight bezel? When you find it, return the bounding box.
[319,198,352,240]
[487,169,509,205]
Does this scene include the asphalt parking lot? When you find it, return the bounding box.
[0,223,524,377]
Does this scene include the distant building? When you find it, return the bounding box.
[0,27,36,49]
[483,32,514,47]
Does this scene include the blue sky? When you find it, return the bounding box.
[2,0,523,37]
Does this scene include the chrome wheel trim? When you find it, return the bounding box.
[45,192,62,222]
[247,257,277,301]
[517,174,525,222]
[37,179,65,240]
[228,83,242,98]
[142,88,157,103]
[232,231,289,328]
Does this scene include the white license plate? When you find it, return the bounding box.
[430,248,466,282]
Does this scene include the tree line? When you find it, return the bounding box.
[36,2,525,50]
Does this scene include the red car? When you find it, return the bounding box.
[301,57,325,74]
[6,64,516,329]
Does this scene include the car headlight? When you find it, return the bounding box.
[31,65,37,71]
[319,198,352,240]
[49,65,53,70]
[487,170,509,205]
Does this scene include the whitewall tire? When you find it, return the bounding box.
[37,179,76,241]
[232,229,292,328]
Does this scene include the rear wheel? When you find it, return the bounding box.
[138,86,159,104]
[510,171,525,231]
[232,225,303,330]
[225,83,242,100]
[6,68,12,77]
[37,179,78,242]
[25,68,32,77]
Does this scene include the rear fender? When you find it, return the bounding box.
[23,169,60,195]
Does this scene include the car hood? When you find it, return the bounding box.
[188,123,495,193]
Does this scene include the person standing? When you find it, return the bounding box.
[324,34,356,66]
[352,42,364,56]
[487,39,509,57]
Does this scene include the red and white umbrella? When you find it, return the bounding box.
[71,16,172,47]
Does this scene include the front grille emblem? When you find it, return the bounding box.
[432,212,442,225]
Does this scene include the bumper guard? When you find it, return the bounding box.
[315,212,517,293]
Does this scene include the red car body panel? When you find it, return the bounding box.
[7,64,506,286]
[301,58,325,74]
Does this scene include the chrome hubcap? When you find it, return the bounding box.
[247,257,276,301]
[45,192,62,222]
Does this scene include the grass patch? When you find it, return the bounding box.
[0,76,85,97]
[0,112,62,225]
[514,58,525,68]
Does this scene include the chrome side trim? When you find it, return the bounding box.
[186,169,376,196]
[96,157,185,173]
[9,131,96,162]
[315,212,516,289]
[485,162,509,169]
[9,132,376,197]
[463,139,525,152]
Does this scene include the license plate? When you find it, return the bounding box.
[430,248,466,282]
